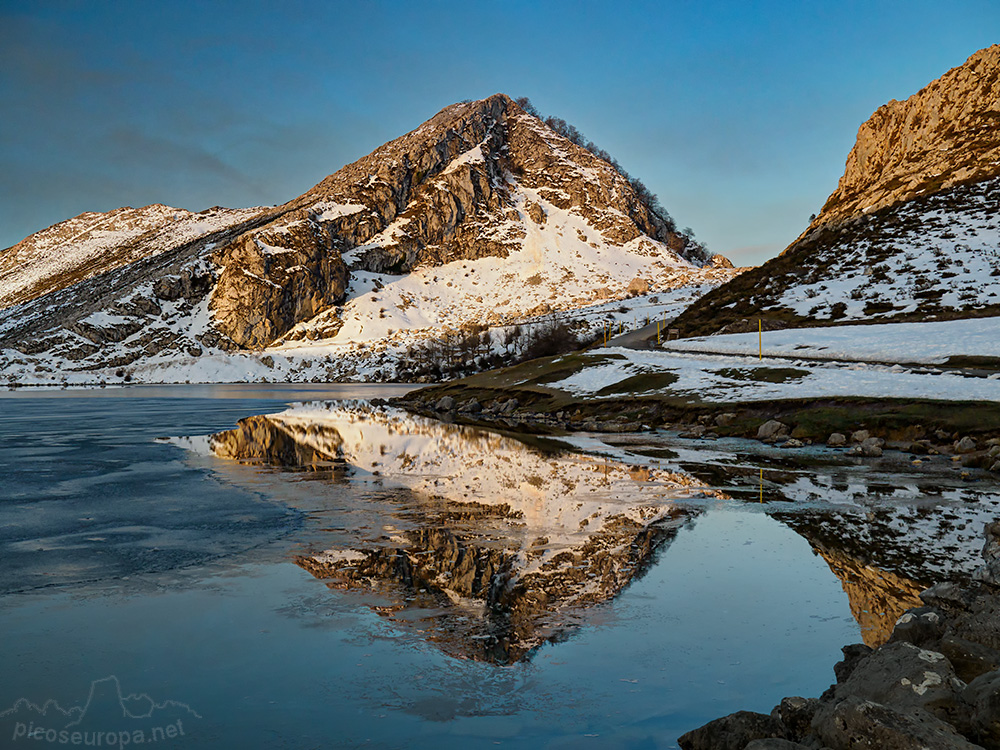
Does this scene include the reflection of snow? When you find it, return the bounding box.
[205,401,723,661]
[213,401,718,577]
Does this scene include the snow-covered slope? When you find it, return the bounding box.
[0,204,265,309]
[674,46,1000,337]
[0,94,742,385]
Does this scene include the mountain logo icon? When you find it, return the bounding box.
[2,676,200,745]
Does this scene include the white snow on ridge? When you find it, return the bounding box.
[0,204,263,308]
[312,201,367,222]
[442,143,485,175]
[282,188,705,351]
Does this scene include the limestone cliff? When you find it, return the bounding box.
[814,44,1000,227]
[208,94,706,348]
[673,45,1000,337]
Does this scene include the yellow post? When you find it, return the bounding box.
[657,320,661,344]
[758,319,762,361]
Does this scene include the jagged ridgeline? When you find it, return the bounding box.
[513,96,707,258]
[0,93,738,385]
[673,45,1000,337]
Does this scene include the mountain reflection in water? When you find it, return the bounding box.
[209,401,724,662]
[200,401,1000,662]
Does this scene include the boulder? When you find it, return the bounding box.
[714,412,737,427]
[940,634,1000,683]
[833,643,874,684]
[744,741,810,750]
[827,432,847,447]
[499,398,519,415]
[770,696,819,739]
[458,398,482,413]
[946,590,1000,651]
[861,437,885,456]
[964,669,1000,746]
[821,641,966,723]
[781,438,805,449]
[980,520,1000,566]
[955,436,978,454]
[627,277,650,296]
[848,438,883,457]
[434,396,456,412]
[888,606,947,648]
[678,711,788,750]
[851,429,871,443]
[812,696,980,749]
[758,420,790,442]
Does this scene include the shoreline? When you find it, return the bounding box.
[677,523,1000,749]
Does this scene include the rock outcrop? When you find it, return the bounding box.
[673,46,1000,337]
[815,45,1000,227]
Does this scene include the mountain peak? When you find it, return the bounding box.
[0,94,741,384]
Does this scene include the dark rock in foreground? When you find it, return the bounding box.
[679,522,1000,749]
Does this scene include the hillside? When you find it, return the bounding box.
[673,45,1000,337]
[0,94,740,385]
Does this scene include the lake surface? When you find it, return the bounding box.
[2,386,996,748]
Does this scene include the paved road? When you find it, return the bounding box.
[603,320,673,349]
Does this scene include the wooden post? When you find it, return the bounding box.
[758,319,762,361]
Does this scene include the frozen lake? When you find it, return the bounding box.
[2,386,995,748]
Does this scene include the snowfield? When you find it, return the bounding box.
[775,178,1000,323]
[546,340,1000,405]
[664,316,1000,365]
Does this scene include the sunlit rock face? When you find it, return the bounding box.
[672,45,1000,335]
[209,402,719,662]
[211,414,347,475]
[0,94,743,384]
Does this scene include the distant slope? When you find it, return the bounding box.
[0,204,266,309]
[674,45,1000,337]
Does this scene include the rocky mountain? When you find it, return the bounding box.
[206,401,720,663]
[673,45,1000,337]
[0,94,740,386]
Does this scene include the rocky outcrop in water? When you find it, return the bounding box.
[679,522,1000,749]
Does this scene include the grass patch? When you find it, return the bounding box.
[713,367,810,384]
[595,371,678,396]
[944,355,1000,371]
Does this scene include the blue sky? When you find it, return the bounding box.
[1,1,996,265]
